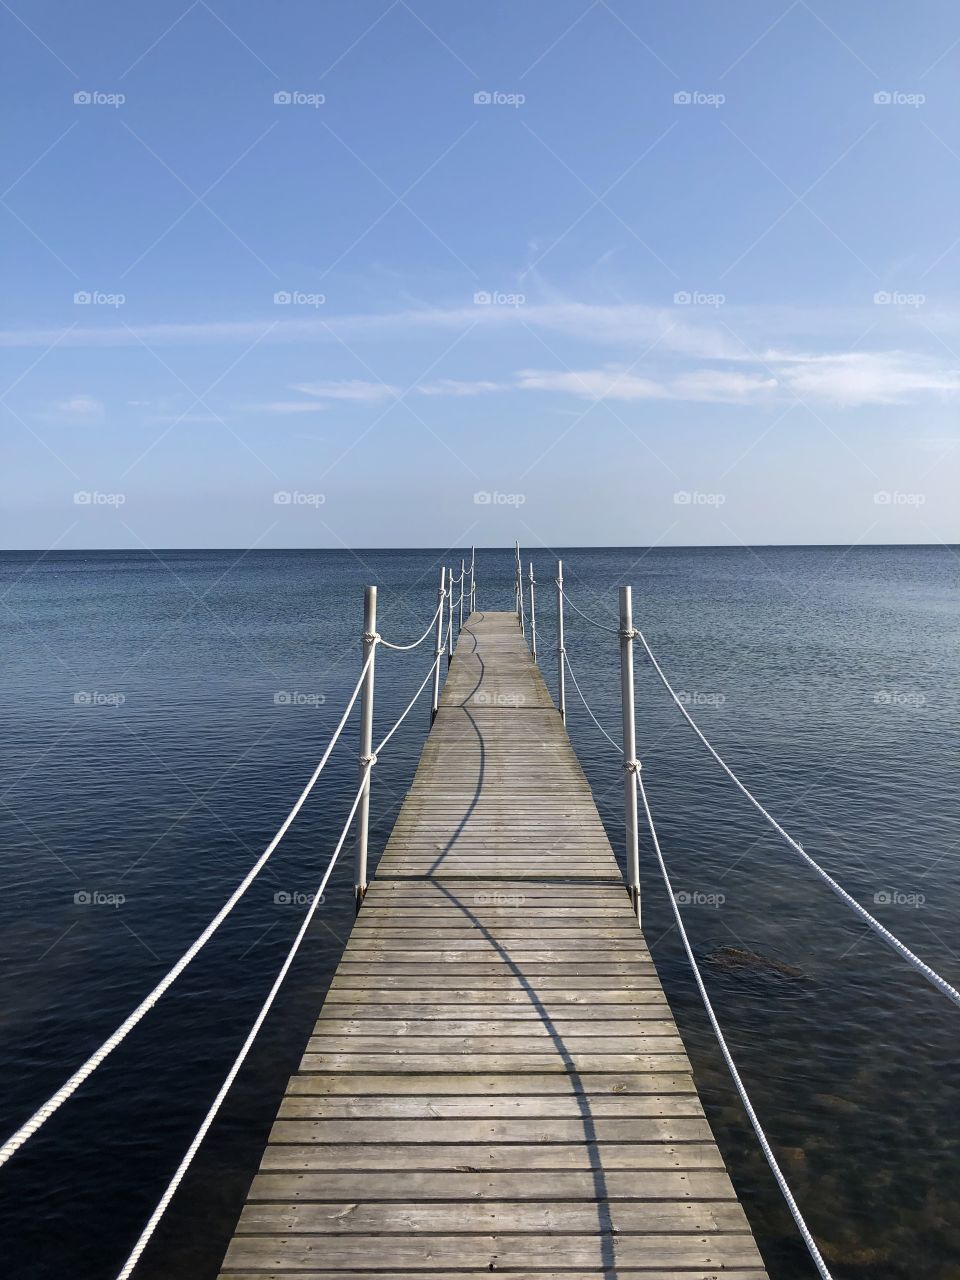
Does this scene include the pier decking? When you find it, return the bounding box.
[218,611,768,1278]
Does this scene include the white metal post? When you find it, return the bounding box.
[459,557,465,632]
[515,541,524,636]
[556,559,566,724]
[619,585,640,921]
[430,566,446,722]
[528,561,537,663]
[355,585,377,912]
[469,547,476,614]
[446,567,454,667]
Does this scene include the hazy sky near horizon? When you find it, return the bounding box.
[3,0,960,551]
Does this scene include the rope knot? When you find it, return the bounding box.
[619,626,639,640]
[623,758,642,774]
[360,752,378,769]
[363,631,379,645]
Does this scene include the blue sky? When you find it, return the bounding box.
[3,0,960,549]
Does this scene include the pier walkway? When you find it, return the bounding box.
[218,611,768,1278]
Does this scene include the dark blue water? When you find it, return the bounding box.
[0,546,957,1279]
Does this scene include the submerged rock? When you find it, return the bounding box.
[706,944,803,979]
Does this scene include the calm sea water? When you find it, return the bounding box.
[0,546,957,1279]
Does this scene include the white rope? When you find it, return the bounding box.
[375,646,445,756]
[113,767,371,1280]
[636,625,960,1011]
[636,770,833,1280]
[563,651,623,755]
[0,648,375,1169]
[378,597,444,651]
[557,643,832,1276]
[562,589,620,634]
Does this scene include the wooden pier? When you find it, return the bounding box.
[218,611,768,1278]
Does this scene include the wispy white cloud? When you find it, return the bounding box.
[50,394,104,421]
[9,302,960,413]
[293,379,399,402]
[515,366,776,403]
[417,378,504,397]
[246,400,331,414]
[775,352,960,406]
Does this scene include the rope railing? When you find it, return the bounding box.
[376,615,451,757]
[113,585,457,1275]
[559,627,833,1280]
[114,764,373,1280]
[563,651,622,755]
[636,770,834,1280]
[0,644,376,1171]
[0,572,459,1179]
[378,597,445,651]
[634,625,960,1012]
[562,587,620,634]
[1,571,456,1274]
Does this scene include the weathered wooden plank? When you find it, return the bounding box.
[223,1271,766,1280]
[236,1198,751,1234]
[328,973,667,989]
[299,1053,697,1074]
[257,1141,729,1172]
[276,1094,705,1120]
[269,1117,714,1144]
[222,1234,766,1270]
[247,1168,736,1201]
[309,1020,683,1039]
[319,1001,672,1019]
[303,1034,687,1054]
[284,1072,696,1096]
